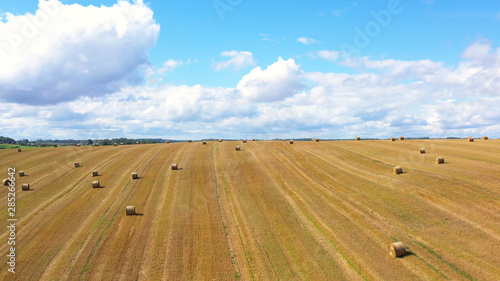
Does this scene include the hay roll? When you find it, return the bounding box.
[120,142,124,145]
[436,157,444,164]
[126,206,135,216]
[3,179,11,186]
[355,137,360,141]
[73,163,80,168]
[290,140,294,144]
[202,141,207,145]
[188,140,192,143]
[114,143,118,146]
[76,144,81,147]
[243,139,247,143]
[468,137,474,142]
[390,137,395,141]
[92,181,100,188]
[419,148,425,154]
[19,171,25,177]
[17,148,21,152]
[389,242,406,257]
[219,139,223,142]
[91,170,98,177]
[315,138,319,142]
[136,141,140,144]
[393,166,403,174]
[235,146,241,151]
[482,136,488,140]
[22,184,30,191]
[131,172,139,179]
[171,164,178,170]
[399,136,405,140]
[252,138,256,141]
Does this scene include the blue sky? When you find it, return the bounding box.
[0,0,499,140]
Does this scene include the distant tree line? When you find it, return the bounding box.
[0,136,16,144]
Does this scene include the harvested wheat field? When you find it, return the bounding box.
[1,139,499,280]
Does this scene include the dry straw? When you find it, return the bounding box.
[468,136,474,142]
[393,166,403,174]
[22,184,30,191]
[73,163,80,168]
[131,172,139,179]
[3,179,11,186]
[390,137,395,141]
[482,136,488,140]
[171,164,178,170]
[290,140,294,144]
[92,181,100,188]
[419,148,425,154]
[355,137,360,141]
[436,157,444,164]
[389,242,406,257]
[126,206,135,216]
[399,136,405,140]
[235,146,241,151]
[19,171,25,177]
[91,170,98,177]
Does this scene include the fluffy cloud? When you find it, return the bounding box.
[213,51,256,71]
[0,0,159,105]
[315,50,340,62]
[2,41,500,140]
[297,37,319,45]
[237,57,303,102]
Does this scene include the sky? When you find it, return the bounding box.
[0,0,499,140]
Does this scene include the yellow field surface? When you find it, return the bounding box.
[1,139,499,280]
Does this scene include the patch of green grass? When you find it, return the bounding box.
[0,144,32,149]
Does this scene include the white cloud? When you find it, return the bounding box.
[237,57,303,102]
[213,50,256,71]
[0,0,159,105]
[297,37,319,45]
[315,50,340,62]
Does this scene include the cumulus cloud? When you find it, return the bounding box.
[315,50,340,62]
[297,37,319,45]
[213,50,256,71]
[2,41,500,140]
[0,0,160,105]
[237,57,303,102]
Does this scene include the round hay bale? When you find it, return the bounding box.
[92,181,100,188]
[188,140,192,143]
[19,171,25,177]
[389,242,406,258]
[136,141,140,144]
[126,206,135,216]
[22,184,30,191]
[73,163,80,168]
[120,142,124,145]
[219,139,223,142]
[282,139,286,141]
[419,148,425,154]
[202,141,207,145]
[166,140,171,143]
[468,137,474,142]
[393,166,403,174]
[17,148,21,152]
[390,137,396,141]
[235,146,241,151]
[252,138,256,141]
[355,137,360,141]
[95,143,100,146]
[114,143,118,146]
[482,136,488,140]
[76,144,81,147]
[171,164,178,170]
[91,170,98,177]
[290,140,294,144]
[436,157,444,164]
[131,172,139,179]
[315,138,319,142]
[3,179,11,186]
[243,139,247,143]
[399,136,405,140]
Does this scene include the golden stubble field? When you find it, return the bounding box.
[1,139,499,280]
